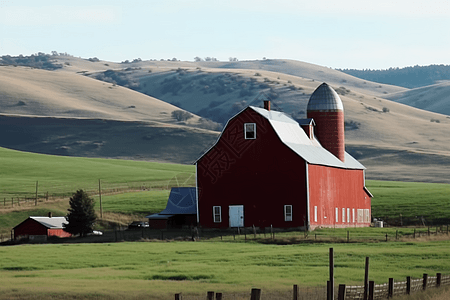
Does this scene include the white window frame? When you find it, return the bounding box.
[213,206,222,223]
[335,207,339,223]
[347,208,350,223]
[244,123,256,139]
[284,205,293,222]
[357,209,363,223]
[364,209,370,223]
[352,208,355,223]
[342,208,346,223]
[314,206,317,222]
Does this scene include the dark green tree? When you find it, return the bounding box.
[64,190,97,237]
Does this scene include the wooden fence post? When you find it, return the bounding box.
[35,181,38,206]
[428,226,430,236]
[207,291,214,300]
[250,288,261,300]
[413,228,416,238]
[396,230,398,240]
[174,293,182,300]
[423,273,428,290]
[388,278,394,298]
[347,231,349,243]
[329,248,334,300]
[368,281,374,300]
[293,284,298,300]
[215,292,222,300]
[437,273,442,287]
[338,284,346,300]
[406,276,411,295]
[364,257,370,300]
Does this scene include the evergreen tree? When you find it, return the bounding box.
[64,190,97,237]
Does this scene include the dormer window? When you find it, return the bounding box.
[244,123,256,139]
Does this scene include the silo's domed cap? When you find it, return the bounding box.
[307,83,344,112]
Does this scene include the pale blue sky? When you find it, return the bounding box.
[1,0,449,69]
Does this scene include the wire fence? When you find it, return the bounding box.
[0,176,196,209]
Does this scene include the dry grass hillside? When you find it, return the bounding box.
[1,56,450,182]
[384,81,450,115]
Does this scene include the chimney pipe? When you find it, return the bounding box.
[264,100,270,111]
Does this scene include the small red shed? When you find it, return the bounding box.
[195,83,372,230]
[13,216,72,241]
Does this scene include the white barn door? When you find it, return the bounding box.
[229,205,244,227]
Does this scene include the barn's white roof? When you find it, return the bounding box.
[250,107,365,169]
[30,217,67,229]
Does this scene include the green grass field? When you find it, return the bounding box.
[1,240,449,299]
[0,146,195,200]
[366,180,450,224]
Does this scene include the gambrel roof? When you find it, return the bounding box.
[196,106,365,170]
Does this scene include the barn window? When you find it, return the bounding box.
[284,205,292,221]
[347,208,350,223]
[213,206,222,223]
[357,209,363,223]
[244,123,256,139]
[364,209,370,223]
[342,208,345,223]
[314,206,317,222]
[352,208,355,223]
[335,208,339,223]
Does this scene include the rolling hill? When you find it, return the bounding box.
[384,81,450,116]
[1,55,450,183]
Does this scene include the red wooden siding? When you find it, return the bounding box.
[197,108,308,228]
[48,229,72,238]
[14,219,48,239]
[308,164,370,229]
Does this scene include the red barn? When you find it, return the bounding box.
[13,216,72,241]
[195,83,372,230]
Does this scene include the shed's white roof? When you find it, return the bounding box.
[30,217,67,229]
[250,107,365,169]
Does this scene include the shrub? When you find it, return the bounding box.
[382,107,390,113]
[172,110,193,122]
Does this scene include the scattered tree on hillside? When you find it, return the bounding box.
[229,57,238,61]
[172,110,193,122]
[194,57,203,62]
[64,190,97,237]
[0,53,63,70]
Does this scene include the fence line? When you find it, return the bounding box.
[171,274,450,300]
[0,179,195,209]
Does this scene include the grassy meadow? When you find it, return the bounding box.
[0,146,195,200]
[1,240,450,299]
[366,180,450,224]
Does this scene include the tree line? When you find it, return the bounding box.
[339,64,450,88]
